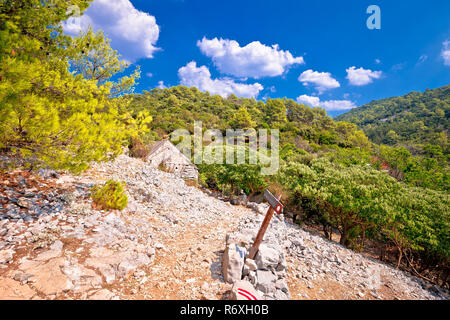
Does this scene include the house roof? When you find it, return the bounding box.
[147,140,168,158]
[148,140,196,168]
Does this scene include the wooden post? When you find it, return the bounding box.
[248,194,282,260]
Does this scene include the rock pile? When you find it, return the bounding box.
[0,171,72,222]
[283,223,449,300]
[222,213,291,300]
[0,153,448,300]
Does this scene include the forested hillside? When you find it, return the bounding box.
[129,86,369,149]
[335,85,450,152]
[127,87,449,286]
[0,0,448,289]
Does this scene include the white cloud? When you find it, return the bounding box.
[416,54,428,65]
[298,70,340,94]
[346,66,382,86]
[157,81,167,89]
[197,37,304,79]
[63,0,160,62]
[442,40,450,66]
[297,95,321,107]
[146,72,153,78]
[391,63,406,72]
[375,59,381,64]
[297,95,357,111]
[178,62,263,98]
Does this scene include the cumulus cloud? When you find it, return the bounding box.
[442,40,450,66]
[197,37,304,79]
[346,66,382,86]
[178,62,263,98]
[157,81,167,89]
[63,0,160,62]
[297,95,356,111]
[298,70,340,94]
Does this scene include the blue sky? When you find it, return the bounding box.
[66,0,450,117]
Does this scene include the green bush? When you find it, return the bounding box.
[91,180,128,211]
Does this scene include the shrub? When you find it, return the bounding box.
[91,180,128,211]
[129,137,150,160]
[158,162,171,173]
[185,179,200,189]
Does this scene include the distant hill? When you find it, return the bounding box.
[335,85,450,151]
[128,85,371,150]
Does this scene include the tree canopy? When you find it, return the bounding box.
[0,0,149,172]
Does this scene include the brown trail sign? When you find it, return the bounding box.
[248,190,283,260]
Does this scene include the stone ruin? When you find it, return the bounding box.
[147,140,198,181]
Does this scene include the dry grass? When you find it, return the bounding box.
[129,137,150,160]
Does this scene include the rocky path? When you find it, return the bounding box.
[0,154,448,300]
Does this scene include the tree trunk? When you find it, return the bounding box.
[247,190,256,204]
[323,225,330,240]
[339,231,348,246]
[441,269,450,287]
[396,248,403,269]
[379,244,385,262]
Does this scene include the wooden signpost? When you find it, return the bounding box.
[248,190,283,260]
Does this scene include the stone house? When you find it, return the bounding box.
[147,140,198,180]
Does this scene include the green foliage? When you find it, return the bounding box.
[229,107,257,129]
[91,180,128,211]
[69,27,141,97]
[336,86,449,192]
[375,145,449,191]
[127,86,371,151]
[0,0,150,172]
[264,99,287,127]
[336,85,450,150]
[199,163,267,198]
[278,158,449,264]
[1,0,448,282]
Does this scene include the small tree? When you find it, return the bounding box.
[230,107,257,129]
[0,1,150,172]
[91,180,128,211]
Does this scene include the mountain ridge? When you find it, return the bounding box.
[335,85,450,149]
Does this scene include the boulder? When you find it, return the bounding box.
[245,259,258,271]
[88,289,116,300]
[274,290,290,300]
[226,233,252,248]
[255,244,281,270]
[275,279,289,294]
[255,270,277,294]
[242,264,250,277]
[231,280,261,300]
[25,258,74,296]
[0,249,14,264]
[35,240,63,261]
[0,277,36,300]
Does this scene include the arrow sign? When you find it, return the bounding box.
[264,190,283,214]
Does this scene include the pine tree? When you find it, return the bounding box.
[0,0,150,172]
[230,107,257,129]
